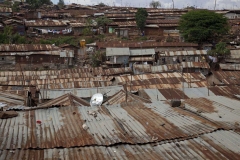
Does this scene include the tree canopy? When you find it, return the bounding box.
[149,1,161,8]
[58,0,65,8]
[0,26,28,44]
[135,8,148,32]
[95,16,113,28]
[26,0,53,9]
[178,10,229,44]
[207,42,230,57]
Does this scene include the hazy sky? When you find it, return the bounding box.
[52,0,240,10]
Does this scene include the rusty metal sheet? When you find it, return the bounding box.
[0,7,12,12]
[184,96,240,129]
[25,20,67,27]
[97,42,198,49]
[220,63,240,71]
[1,130,240,160]
[0,101,220,150]
[0,44,55,52]
[213,71,240,85]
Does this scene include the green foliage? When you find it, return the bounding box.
[95,16,113,28]
[135,8,148,31]
[26,0,52,9]
[179,10,229,44]
[98,2,106,6]
[207,42,230,56]
[137,36,148,41]
[39,36,79,46]
[0,26,28,44]
[85,37,94,44]
[82,28,92,36]
[12,2,20,12]
[91,51,106,67]
[149,1,161,8]
[58,0,65,8]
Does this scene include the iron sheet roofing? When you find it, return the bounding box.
[0,7,12,13]
[130,48,155,56]
[220,63,240,70]
[25,20,68,27]
[183,96,240,129]
[1,130,240,159]
[0,101,219,150]
[213,71,240,85]
[106,47,130,56]
[0,44,55,52]
[162,50,207,56]
[97,42,198,49]
[40,85,124,99]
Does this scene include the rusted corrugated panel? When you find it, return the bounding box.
[213,71,240,85]
[1,130,240,159]
[0,7,12,12]
[129,56,154,61]
[146,19,179,24]
[25,20,67,27]
[69,23,87,27]
[220,63,240,70]
[0,101,221,150]
[0,44,55,52]
[105,13,135,17]
[97,42,198,49]
[184,96,240,129]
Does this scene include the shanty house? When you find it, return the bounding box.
[0,44,74,70]
[106,48,130,67]
[158,50,207,65]
[25,20,70,35]
[0,7,12,16]
[129,49,156,68]
[69,23,87,35]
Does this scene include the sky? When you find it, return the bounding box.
[52,0,240,10]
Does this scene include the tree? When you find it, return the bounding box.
[26,0,52,9]
[149,1,161,8]
[135,8,148,32]
[0,26,28,44]
[178,10,229,44]
[95,16,113,33]
[207,42,230,57]
[98,2,106,6]
[58,0,65,8]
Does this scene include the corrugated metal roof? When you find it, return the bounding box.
[103,90,151,105]
[97,42,198,49]
[162,50,207,56]
[25,20,67,27]
[0,7,12,13]
[106,47,130,56]
[230,49,240,58]
[184,96,240,129]
[69,23,87,27]
[129,56,154,62]
[130,49,155,56]
[220,63,240,70]
[40,85,124,99]
[213,71,240,85]
[146,19,179,24]
[1,130,240,159]
[0,44,56,52]
[151,62,210,72]
[0,101,220,150]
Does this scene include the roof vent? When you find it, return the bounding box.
[171,99,181,107]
